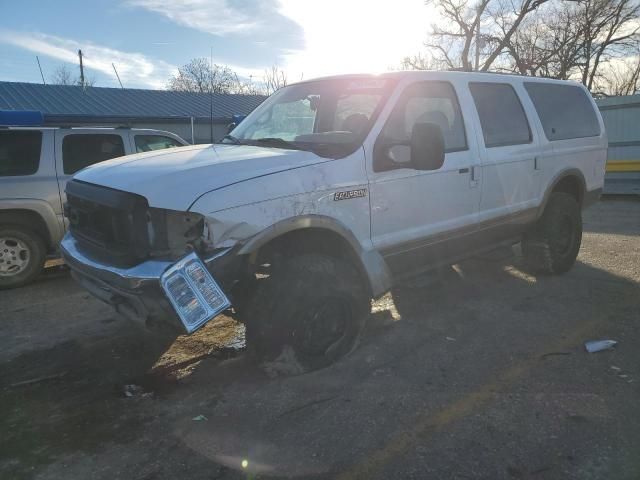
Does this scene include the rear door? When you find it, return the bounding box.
[468,82,541,223]
[54,129,128,228]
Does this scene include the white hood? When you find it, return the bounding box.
[73,144,328,211]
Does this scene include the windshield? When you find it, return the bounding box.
[224,77,394,155]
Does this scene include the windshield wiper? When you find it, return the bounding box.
[252,137,304,150]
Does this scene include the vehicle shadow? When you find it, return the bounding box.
[141,252,637,479]
[2,249,638,479]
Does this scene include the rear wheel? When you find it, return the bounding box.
[522,192,582,274]
[0,225,47,289]
[244,253,370,372]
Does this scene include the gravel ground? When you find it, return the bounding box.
[0,198,638,480]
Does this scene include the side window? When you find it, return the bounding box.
[469,83,532,148]
[135,135,183,153]
[380,81,468,159]
[334,93,381,134]
[524,82,600,141]
[62,134,125,174]
[0,130,42,176]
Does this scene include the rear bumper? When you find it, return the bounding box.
[60,233,236,328]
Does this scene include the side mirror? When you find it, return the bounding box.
[410,122,445,171]
[226,122,236,134]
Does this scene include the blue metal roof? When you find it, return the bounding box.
[0,81,266,122]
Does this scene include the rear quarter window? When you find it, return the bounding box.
[0,130,42,176]
[524,83,600,141]
[135,135,184,153]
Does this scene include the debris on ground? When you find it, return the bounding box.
[122,384,152,398]
[446,336,456,342]
[192,415,208,421]
[584,339,618,353]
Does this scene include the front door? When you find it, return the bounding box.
[367,80,482,275]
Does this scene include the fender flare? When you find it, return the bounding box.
[0,199,63,248]
[536,168,587,219]
[237,214,392,298]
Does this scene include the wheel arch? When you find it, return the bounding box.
[537,169,586,219]
[237,215,392,298]
[0,203,59,252]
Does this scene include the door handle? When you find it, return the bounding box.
[458,167,469,174]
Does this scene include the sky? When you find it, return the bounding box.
[0,0,430,90]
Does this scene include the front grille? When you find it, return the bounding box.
[65,180,151,266]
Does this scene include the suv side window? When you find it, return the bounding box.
[469,82,532,148]
[62,134,125,174]
[0,130,42,176]
[135,135,183,153]
[379,81,467,165]
[524,82,600,141]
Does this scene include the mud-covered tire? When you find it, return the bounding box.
[244,253,370,371]
[522,192,582,274]
[0,225,47,289]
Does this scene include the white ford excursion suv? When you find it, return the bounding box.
[61,72,606,369]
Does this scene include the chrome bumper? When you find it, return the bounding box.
[60,232,232,327]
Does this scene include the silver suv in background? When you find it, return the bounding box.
[0,126,187,288]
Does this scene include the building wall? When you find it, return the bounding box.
[596,95,640,169]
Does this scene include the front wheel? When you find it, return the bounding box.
[522,192,582,274]
[244,253,370,372]
[0,225,47,289]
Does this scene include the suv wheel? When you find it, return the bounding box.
[0,225,47,289]
[244,253,370,372]
[522,192,582,274]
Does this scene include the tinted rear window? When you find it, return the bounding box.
[63,134,125,174]
[0,130,42,176]
[524,83,600,141]
[469,83,532,148]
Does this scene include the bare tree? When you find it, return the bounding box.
[263,66,288,94]
[168,58,239,94]
[575,0,640,91]
[425,0,553,71]
[50,65,74,85]
[593,54,640,96]
[50,64,96,87]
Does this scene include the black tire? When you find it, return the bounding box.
[244,253,370,372]
[0,225,47,289]
[522,192,582,274]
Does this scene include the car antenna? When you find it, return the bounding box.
[209,46,216,151]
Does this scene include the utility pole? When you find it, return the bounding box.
[78,49,85,88]
[474,10,481,71]
[36,56,46,85]
[210,46,214,143]
[112,63,124,89]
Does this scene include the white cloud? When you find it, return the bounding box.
[127,0,260,35]
[0,30,177,89]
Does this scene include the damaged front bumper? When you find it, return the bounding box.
[60,233,239,331]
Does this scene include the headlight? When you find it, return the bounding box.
[160,252,230,333]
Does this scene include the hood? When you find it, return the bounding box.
[73,144,328,211]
